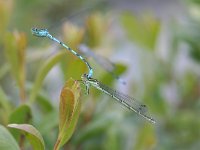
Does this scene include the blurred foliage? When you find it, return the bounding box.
[0,0,200,150]
[120,12,160,50]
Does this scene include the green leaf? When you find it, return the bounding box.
[0,125,20,150]
[9,105,32,124]
[4,32,20,84]
[8,124,45,150]
[54,78,81,150]
[120,12,160,50]
[0,86,12,124]
[29,51,66,104]
[8,105,32,140]
[60,54,87,80]
[36,93,54,113]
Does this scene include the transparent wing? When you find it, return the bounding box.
[97,82,155,123]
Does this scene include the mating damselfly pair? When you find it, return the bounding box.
[31,28,156,124]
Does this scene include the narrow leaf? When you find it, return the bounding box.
[85,12,108,47]
[29,51,66,103]
[0,86,11,124]
[4,31,27,102]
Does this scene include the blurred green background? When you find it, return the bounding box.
[1,0,200,149]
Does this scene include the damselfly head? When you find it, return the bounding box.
[81,73,88,81]
[31,28,49,37]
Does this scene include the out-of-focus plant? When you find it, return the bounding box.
[4,31,27,102]
[6,79,81,150]
[120,12,160,50]
[119,3,200,150]
[2,0,200,150]
[1,2,123,148]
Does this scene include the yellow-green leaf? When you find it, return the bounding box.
[54,78,81,150]
[8,124,45,150]
[62,22,85,49]
[4,31,27,101]
[59,87,75,131]
[85,12,108,47]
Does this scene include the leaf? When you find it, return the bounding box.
[16,32,27,101]
[85,12,108,47]
[0,86,12,124]
[29,51,66,103]
[59,88,75,131]
[4,31,27,101]
[0,125,20,150]
[4,32,20,84]
[62,22,85,49]
[9,105,32,124]
[60,54,87,81]
[8,105,32,140]
[120,12,160,50]
[8,124,45,150]
[4,32,26,83]
[54,78,81,150]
